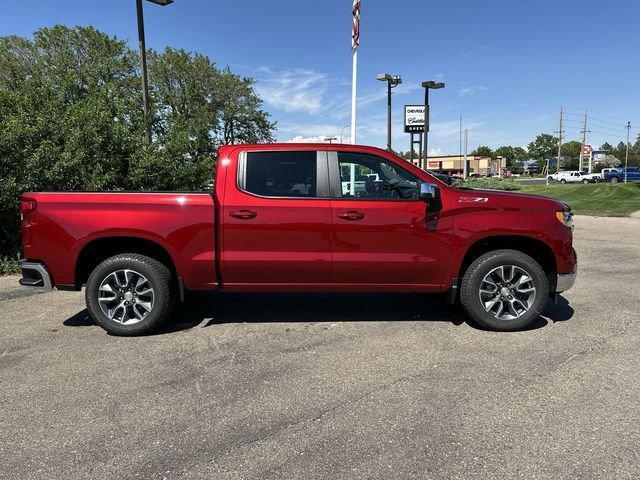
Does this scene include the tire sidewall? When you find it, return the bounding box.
[85,255,171,335]
[461,250,549,331]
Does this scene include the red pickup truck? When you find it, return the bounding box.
[19,144,577,335]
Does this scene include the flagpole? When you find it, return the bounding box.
[350,47,358,145]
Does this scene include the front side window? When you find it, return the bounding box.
[244,151,317,197]
[337,152,420,200]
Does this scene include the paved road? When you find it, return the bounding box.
[1,216,639,479]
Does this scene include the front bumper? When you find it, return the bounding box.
[18,260,53,290]
[556,271,576,293]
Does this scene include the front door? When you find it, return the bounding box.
[221,148,333,288]
[328,150,453,289]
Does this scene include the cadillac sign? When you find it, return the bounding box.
[404,105,426,133]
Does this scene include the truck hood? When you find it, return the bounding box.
[450,188,569,212]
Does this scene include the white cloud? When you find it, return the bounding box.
[254,68,329,114]
[429,147,443,156]
[458,85,490,97]
[285,135,350,144]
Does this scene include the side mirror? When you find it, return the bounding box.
[419,183,439,202]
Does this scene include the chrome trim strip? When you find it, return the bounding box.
[19,260,53,290]
[556,272,576,293]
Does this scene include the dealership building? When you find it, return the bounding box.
[409,155,507,176]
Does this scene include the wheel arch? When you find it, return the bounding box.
[75,236,178,289]
[458,235,557,285]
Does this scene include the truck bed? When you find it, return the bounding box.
[20,192,217,290]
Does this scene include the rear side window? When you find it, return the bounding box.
[243,151,317,197]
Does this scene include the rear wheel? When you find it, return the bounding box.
[85,254,175,335]
[460,250,549,331]
[611,176,619,183]
[560,178,567,184]
[582,178,589,184]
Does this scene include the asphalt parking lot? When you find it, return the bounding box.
[1,215,639,479]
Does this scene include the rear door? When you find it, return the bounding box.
[327,150,453,289]
[221,148,333,288]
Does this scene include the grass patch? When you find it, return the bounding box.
[0,256,20,276]
[520,183,640,216]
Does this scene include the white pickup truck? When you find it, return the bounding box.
[548,171,599,184]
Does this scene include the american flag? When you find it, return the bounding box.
[352,0,361,50]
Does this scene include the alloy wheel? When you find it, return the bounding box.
[478,265,537,321]
[98,269,154,324]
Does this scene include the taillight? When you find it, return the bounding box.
[20,198,37,215]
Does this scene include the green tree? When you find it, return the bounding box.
[527,134,558,161]
[494,145,528,168]
[471,145,493,158]
[0,26,275,256]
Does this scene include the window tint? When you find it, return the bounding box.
[337,152,420,200]
[244,151,317,197]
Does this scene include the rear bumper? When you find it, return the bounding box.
[18,260,53,290]
[556,271,576,293]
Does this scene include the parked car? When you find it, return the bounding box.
[603,167,640,183]
[548,171,594,184]
[580,172,602,183]
[19,144,577,335]
[601,168,620,178]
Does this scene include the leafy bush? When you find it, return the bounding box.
[452,177,522,191]
[0,257,19,276]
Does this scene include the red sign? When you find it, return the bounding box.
[428,161,439,168]
[581,144,592,156]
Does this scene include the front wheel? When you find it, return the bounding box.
[460,250,549,331]
[85,253,175,335]
[610,176,619,184]
[582,178,589,184]
[560,179,567,184]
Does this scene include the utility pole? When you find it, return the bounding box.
[555,106,564,174]
[625,121,631,183]
[579,110,591,172]
[463,129,469,179]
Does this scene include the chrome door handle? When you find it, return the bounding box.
[337,210,365,221]
[229,210,257,219]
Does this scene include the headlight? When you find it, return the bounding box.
[556,210,573,230]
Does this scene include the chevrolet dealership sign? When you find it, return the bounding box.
[404,105,425,133]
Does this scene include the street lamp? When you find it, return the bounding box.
[324,136,338,144]
[340,125,350,143]
[421,80,445,169]
[377,73,402,151]
[136,0,173,144]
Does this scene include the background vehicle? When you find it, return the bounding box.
[601,168,620,178]
[19,144,577,335]
[580,172,601,183]
[548,171,594,184]
[604,167,640,183]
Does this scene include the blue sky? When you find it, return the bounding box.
[2,0,640,154]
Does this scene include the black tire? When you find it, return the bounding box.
[85,254,175,336]
[460,249,549,331]
[582,178,589,184]
[560,178,567,184]
[610,176,619,183]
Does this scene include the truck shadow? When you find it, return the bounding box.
[63,292,574,335]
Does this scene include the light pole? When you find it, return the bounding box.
[325,136,338,144]
[421,81,445,170]
[136,0,173,144]
[340,125,350,143]
[376,73,402,151]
